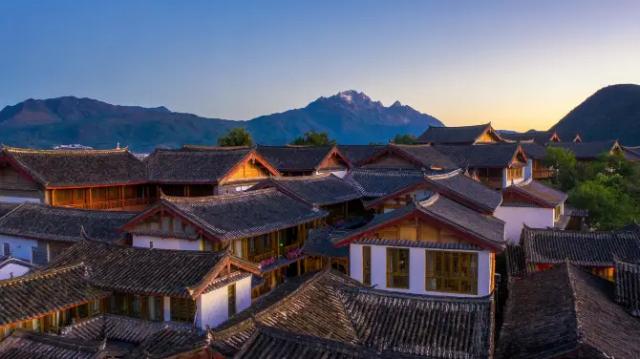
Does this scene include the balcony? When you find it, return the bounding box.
[249,250,276,263]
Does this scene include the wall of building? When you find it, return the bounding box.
[196,275,252,329]
[132,234,203,251]
[349,243,492,297]
[0,234,38,262]
[0,262,31,280]
[494,206,554,244]
[0,193,42,204]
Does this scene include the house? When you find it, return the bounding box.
[146,146,280,195]
[500,130,562,144]
[256,145,351,177]
[495,179,568,243]
[337,144,386,167]
[519,142,555,179]
[362,168,502,215]
[549,140,623,161]
[508,226,640,281]
[0,146,149,210]
[250,174,364,224]
[121,188,327,297]
[434,143,531,188]
[358,143,459,171]
[622,145,640,162]
[332,193,505,297]
[47,239,257,330]
[212,269,496,359]
[0,203,135,265]
[498,263,640,359]
[0,256,37,280]
[417,123,504,145]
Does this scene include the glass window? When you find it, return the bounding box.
[426,251,478,294]
[170,297,196,322]
[362,246,371,285]
[386,248,409,289]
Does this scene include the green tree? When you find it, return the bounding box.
[391,134,417,145]
[290,131,336,146]
[218,128,253,147]
[543,147,577,191]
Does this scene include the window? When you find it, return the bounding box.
[228,284,237,317]
[362,246,371,285]
[507,167,523,181]
[386,248,409,289]
[170,297,196,322]
[426,251,478,294]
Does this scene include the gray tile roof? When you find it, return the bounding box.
[498,263,640,359]
[0,203,18,218]
[502,180,567,208]
[344,168,426,197]
[1,146,146,187]
[521,226,640,267]
[0,203,135,243]
[257,145,348,173]
[417,123,494,144]
[338,145,386,166]
[251,174,361,206]
[434,143,525,168]
[615,258,640,317]
[333,193,506,250]
[549,140,620,160]
[0,330,106,359]
[152,188,327,242]
[519,142,547,160]
[426,170,502,213]
[213,269,494,359]
[389,144,460,170]
[500,130,559,144]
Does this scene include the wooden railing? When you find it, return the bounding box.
[533,168,556,179]
[57,197,151,210]
[249,250,276,263]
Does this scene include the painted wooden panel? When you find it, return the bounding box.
[476,131,499,143]
[223,159,270,183]
[320,153,348,170]
[370,218,463,244]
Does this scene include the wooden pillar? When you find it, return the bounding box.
[120,186,125,208]
[88,188,93,209]
[163,297,171,321]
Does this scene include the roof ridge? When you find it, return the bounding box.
[7,202,139,216]
[2,145,129,154]
[0,262,86,287]
[163,187,279,203]
[564,264,585,345]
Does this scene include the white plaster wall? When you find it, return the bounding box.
[0,234,37,261]
[0,262,31,280]
[330,170,347,178]
[0,195,41,204]
[196,275,251,330]
[349,243,491,297]
[132,234,201,251]
[494,206,554,244]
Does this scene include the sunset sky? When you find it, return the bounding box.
[1,0,639,131]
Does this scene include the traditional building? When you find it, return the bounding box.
[495,179,568,243]
[498,263,640,359]
[337,144,386,167]
[500,130,561,144]
[250,174,364,224]
[0,255,37,280]
[0,203,135,265]
[549,140,623,161]
[146,146,280,196]
[417,123,504,145]
[519,142,555,179]
[357,143,459,171]
[121,188,327,297]
[434,143,531,188]
[508,226,640,281]
[332,193,505,297]
[256,145,351,177]
[614,258,640,317]
[212,269,495,359]
[0,146,149,210]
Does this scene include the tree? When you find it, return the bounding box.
[543,147,577,191]
[290,131,335,146]
[391,134,417,145]
[218,128,253,147]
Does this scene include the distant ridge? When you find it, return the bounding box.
[0,91,443,152]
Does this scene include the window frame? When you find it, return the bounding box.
[362,246,371,286]
[386,247,410,289]
[425,250,478,295]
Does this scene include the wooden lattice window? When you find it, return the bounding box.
[386,248,409,289]
[362,246,371,285]
[426,251,478,294]
[228,284,237,317]
[170,297,196,322]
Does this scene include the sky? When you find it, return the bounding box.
[1,0,639,131]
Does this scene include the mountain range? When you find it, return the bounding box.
[0,91,442,152]
[552,84,640,145]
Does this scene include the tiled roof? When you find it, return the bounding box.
[251,174,361,206]
[504,244,527,278]
[549,140,620,160]
[388,144,460,170]
[417,123,493,144]
[344,168,426,198]
[502,179,567,208]
[303,227,350,258]
[434,143,525,168]
[0,146,146,187]
[519,142,547,160]
[337,145,386,166]
[0,203,135,243]
[48,240,228,298]
[500,130,559,144]
[0,203,18,218]
[150,188,327,242]
[145,147,270,184]
[498,263,640,359]
[623,146,640,161]
[615,258,640,317]
[0,263,109,326]
[0,255,37,272]
[257,145,349,172]
[521,226,640,267]
[334,194,506,250]
[0,330,106,359]
[213,269,494,359]
[426,170,502,213]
